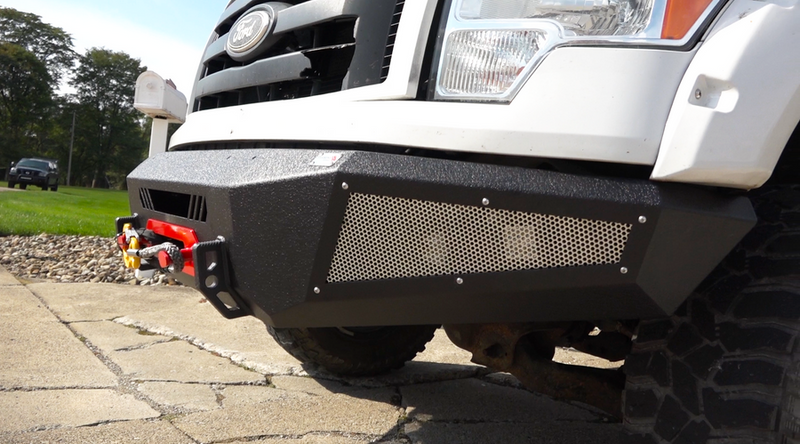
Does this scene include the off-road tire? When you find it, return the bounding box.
[19,184,26,190]
[268,324,439,377]
[623,184,800,443]
[7,181,14,188]
[50,185,58,192]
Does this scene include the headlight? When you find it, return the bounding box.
[435,0,722,102]
[9,168,16,174]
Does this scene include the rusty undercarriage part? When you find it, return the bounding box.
[443,323,630,418]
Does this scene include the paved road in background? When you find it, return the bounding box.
[0,266,621,443]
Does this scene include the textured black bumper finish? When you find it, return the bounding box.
[126,149,755,328]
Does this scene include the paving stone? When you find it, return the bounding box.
[138,382,220,411]
[0,287,117,389]
[404,420,622,444]
[28,283,202,322]
[0,390,160,433]
[228,435,382,444]
[0,419,193,444]
[114,312,304,377]
[402,378,597,423]
[0,266,20,286]
[220,384,396,407]
[553,347,621,369]
[414,329,475,365]
[482,372,525,388]
[271,376,360,396]
[5,281,627,443]
[213,385,289,406]
[34,281,304,376]
[71,320,171,354]
[109,340,265,384]
[173,387,400,443]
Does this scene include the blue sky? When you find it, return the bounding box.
[0,0,225,95]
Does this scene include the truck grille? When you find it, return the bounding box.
[194,0,404,112]
[327,193,633,283]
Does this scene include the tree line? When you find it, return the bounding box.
[0,7,154,188]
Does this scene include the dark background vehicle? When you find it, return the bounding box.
[8,158,59,191]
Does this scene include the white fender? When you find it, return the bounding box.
[651,0,800,189]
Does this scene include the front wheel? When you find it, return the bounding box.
[623,185,800,443]
[50,185,58,192]
[19,184,27,190]
[268,324,439,376]
[7,181,14,188]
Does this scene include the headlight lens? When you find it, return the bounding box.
[439,30,547,96]
[458,0,655,37]
[10,168,16,174]
[435,0,723,102]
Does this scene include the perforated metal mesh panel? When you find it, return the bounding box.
[327,193,633,283]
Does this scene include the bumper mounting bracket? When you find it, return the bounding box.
[193,237,251,319]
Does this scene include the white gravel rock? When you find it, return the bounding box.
[0,234,179,286]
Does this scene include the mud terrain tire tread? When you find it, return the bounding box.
[623,185,800,444]
[268,324,439,377]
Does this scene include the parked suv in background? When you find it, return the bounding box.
[8,158,59,191]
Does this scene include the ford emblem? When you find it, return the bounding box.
[227,9,272,57]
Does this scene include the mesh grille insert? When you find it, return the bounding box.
[327,193,633,283]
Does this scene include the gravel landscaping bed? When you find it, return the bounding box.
[0,234,176,286]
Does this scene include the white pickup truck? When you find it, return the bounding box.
[117,0,800,441]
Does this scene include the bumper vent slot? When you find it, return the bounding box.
[194,0,402,112]
[327,193,632,283]
[140,189,208,223]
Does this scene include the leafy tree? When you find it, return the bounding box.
[0,42,53,166]
[0,7,74,170]
[0,7,75,85]
[70,48,147,187]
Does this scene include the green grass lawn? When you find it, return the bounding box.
[0,181,131,237]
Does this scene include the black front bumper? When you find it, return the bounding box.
[12,174,47,186]
[124,149,755,328]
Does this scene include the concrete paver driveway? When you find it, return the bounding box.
[0,266,621,443]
